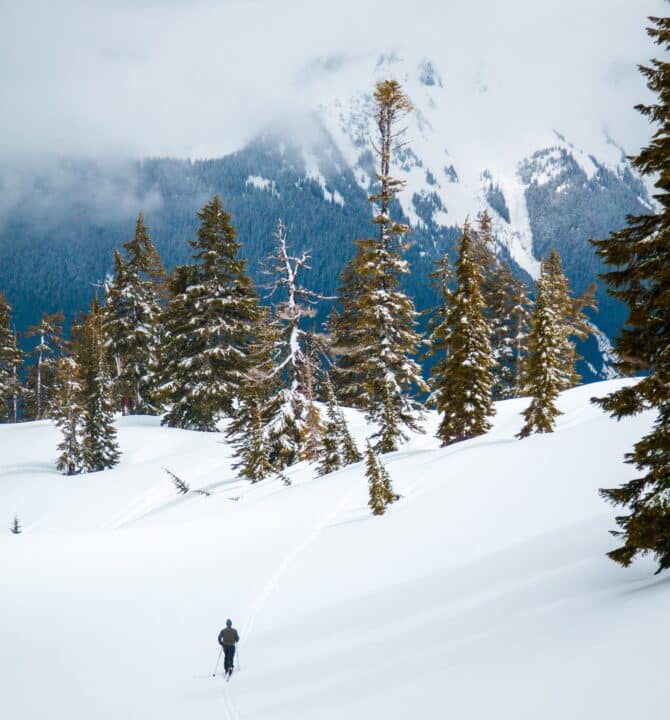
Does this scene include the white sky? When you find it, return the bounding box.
[0,0,666,161]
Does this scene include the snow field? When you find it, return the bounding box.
[1,379,667,719]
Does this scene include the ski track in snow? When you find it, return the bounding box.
[242,483,359,639]
[220,476,360,719]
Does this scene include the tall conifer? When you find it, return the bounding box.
[161,196,261,431]
[105,213,166,415]
[0,293,23,423]
[591,15,670,573]
[429,221,495,446]
[53,356,84,475]
[517,251,595,438]
[23,311,65,420]
[332,80,427,450]
[516,266,564,438]
[77,300,121,472]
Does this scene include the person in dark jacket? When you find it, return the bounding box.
[218,619,240,676]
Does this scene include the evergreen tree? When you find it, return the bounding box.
[317,373,361,476]
[516,251,594,438]
[429,221,495,446]
[53,356,84,475]
[516,266,564,438]
[542,250,597,391]
[23,311,65,420]
[226,314,282,483]
[161,196,261,431]
[509,277,533,398]
[332,80,427,450]
[104,213,166,415]
[365,440,398,516]
[487,263,532,400]
[301,338,325,463]
[77,300,121,472]
[590,15,670,573]
[0,293,23,423]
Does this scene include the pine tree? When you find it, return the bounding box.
[301,338,325,463]
[516,251,596,438]
[429,221,495,446]
[590,15,670,573]
[23,311,65,420]
[509,277,533,398]
[226,315,282,483]
[332,80,427,450]
[365,440,398,516]
[542,250,597,391]
[53,356,85,475]
[77,300,121,472]
[473,210,499,310]
[516,266,564,438]
[0,293,23,423]
[487,263,532,400]
[104,213,166,415]
[317,373,361,476]
[161,196,262,431]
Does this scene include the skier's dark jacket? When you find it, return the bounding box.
[218,627,240,647]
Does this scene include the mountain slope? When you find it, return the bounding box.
[1,380,667,719]
[0,55,652,381]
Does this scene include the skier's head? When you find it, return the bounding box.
[226,619,232,627]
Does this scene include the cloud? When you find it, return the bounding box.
[0,0,664,161]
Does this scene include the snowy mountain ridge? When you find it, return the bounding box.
[308,52,651,279]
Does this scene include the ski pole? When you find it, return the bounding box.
[236,646,241,672]
[212,648,222,677]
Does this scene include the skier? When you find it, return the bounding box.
[218,619,240,678]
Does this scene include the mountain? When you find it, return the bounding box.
[1,380,666,719]
[0,54,652,380]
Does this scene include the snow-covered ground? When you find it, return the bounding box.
[1,380,666,719]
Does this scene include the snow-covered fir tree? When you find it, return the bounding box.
[77,300,121,472]
[472,210,532,400]
[542,250,597,390]
[332,80,427,451]
[53,356,84,475]
[104,213,166,415]
[517,250,595,439]
[509,277,533,398]
[316,372,361,476]
[300,336,325,463]
[226,313,283,483]
[365,440,398,516]
[23,311,65,420]
[160,195,262,431]
[516,264,564,438]
[0,292,23,423]
[487,262,532,400]
[428,220,495,446]
[591,15,670,573]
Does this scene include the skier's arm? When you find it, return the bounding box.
[218,630,225,646]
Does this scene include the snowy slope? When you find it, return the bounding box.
[1,381,667,720]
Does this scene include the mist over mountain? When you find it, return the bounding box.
[0,48,653,380]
